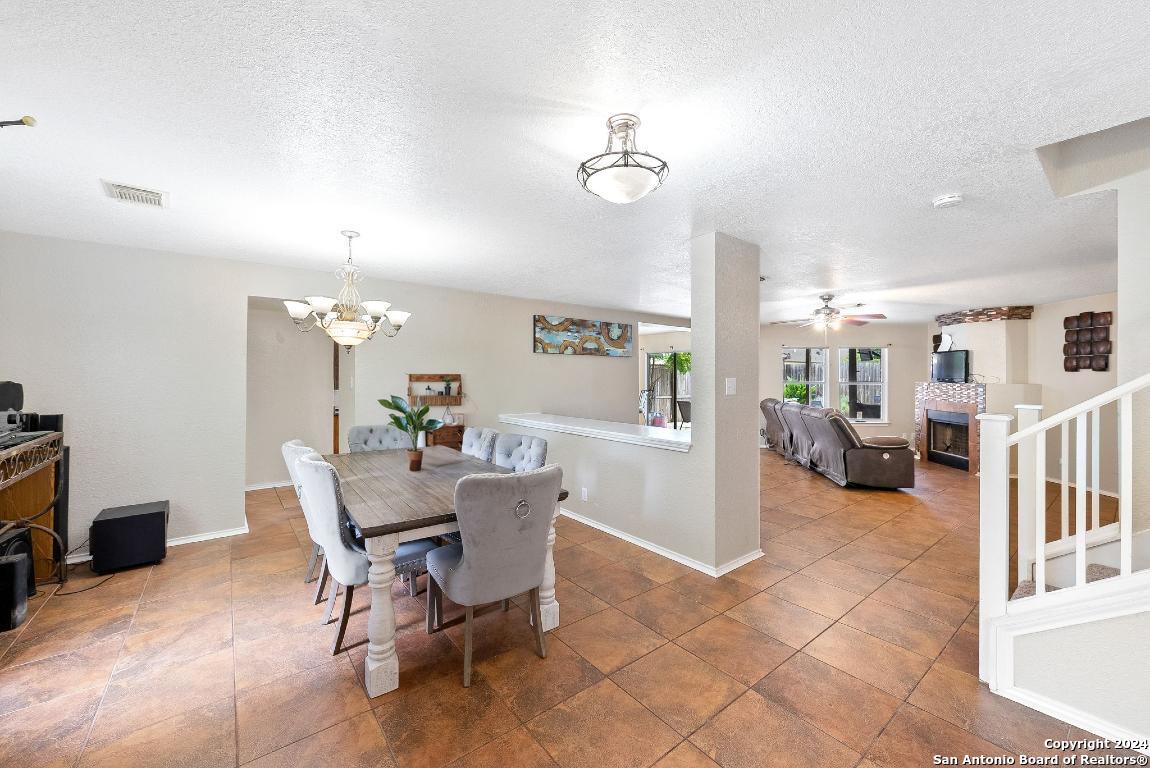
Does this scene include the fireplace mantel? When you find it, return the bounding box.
[914,382,986,473]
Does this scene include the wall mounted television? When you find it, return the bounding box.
[931,350,969,383]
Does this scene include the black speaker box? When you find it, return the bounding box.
[90,501,169,574]
[0,528,35,630]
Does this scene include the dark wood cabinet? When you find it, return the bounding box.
[428,424,465,451]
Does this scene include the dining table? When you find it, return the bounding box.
[324,445,568,697]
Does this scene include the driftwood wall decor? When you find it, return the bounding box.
[1063,311,1113,372]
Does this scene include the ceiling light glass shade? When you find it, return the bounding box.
[325,319,372,347]
[305,296,338,314]
[283,300,312,320]
[361,300,391,318]
[578,113,668,204]
[384,310,411,328]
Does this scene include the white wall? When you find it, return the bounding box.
[758,322,931,442]
[245,301,335,488]
[1014,611,1150,738]
[936,319,1030,385]
[0,230,685,549]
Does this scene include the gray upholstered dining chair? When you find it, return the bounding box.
[281,440,324,586]
[460,427,497,462]
[348,424,413,452]
[425,464,563,686]
[296,451,438,654]
[493,433,547,472]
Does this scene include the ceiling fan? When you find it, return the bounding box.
[768,294,887,330]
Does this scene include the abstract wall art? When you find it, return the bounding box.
[1063,311,1113,372]
[533,315,632,356]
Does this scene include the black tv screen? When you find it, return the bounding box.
[932,351,969,383]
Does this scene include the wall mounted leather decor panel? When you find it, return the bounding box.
[1064,311,1113,373]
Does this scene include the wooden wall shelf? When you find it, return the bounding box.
[408,373,463,408]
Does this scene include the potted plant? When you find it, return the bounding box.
[378,395,444,471]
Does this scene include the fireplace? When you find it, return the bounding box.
[926,409,970,471]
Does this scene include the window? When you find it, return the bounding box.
[781,347,827,407]
[643,352,692,427]
[837,347,887,422]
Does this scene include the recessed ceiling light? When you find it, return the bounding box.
[932,193,964,209]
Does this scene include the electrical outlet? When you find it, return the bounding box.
[581,487,588,502]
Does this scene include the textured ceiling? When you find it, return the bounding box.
[2,1,1148,322]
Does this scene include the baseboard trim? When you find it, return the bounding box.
[994,686,1150,756]
[245,481,292,491]
[65,520,251,565]
[558,507,762,577]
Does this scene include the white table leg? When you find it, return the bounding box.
[537,503,560,631]
[364,533,400,697]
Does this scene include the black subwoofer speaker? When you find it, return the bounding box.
[90,501,169,574]
[0,528,35,630]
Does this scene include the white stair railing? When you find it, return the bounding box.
[977,371,1150,682]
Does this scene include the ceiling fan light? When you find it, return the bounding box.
[283,300,312,320]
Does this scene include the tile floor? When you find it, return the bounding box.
[0,451,1138,767]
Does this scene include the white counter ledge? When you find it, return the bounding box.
[498,413,691,453]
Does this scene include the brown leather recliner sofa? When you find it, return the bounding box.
[760,398,915,489]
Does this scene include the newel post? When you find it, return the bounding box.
[1014,405,1043,584]
[976,413,1013,685]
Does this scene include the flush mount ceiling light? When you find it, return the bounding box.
[283,231,411,349]
[932,192,964,209]
[577,113,668,204]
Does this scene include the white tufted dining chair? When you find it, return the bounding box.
[460,427,497,462]
[348,425,413,452]
[281,440,325,589]
[493,433,548,472]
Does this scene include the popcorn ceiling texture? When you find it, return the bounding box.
[2,1,1148,321]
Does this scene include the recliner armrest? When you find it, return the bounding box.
[861,436,910,449]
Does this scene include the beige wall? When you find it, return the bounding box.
[1028,293,1119,491]
[758,322,931,442]
[936,319,1030,385]
[0,230,685,548]
[245,301,335,488]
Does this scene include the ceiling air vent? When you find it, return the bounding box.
[102,180,168,208]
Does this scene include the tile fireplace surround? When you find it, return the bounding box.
[914,382,986,473]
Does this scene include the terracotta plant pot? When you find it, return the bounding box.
[407,449,423,472]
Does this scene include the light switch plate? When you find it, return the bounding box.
[725,377,737,395]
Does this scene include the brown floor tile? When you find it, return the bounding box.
[908,663,1074,755]
[761,507,822,530]
[545,578,610,628]
[621,552,694,584]
[442,604,541,665]
[865,704,1010,768]
[895,560,980,602]
[724,558,792,590]
[841,598,958,657]
[617,585,719,639]
[1,601,134,669]
[0,688,102,768]
[852,532,933,561]
[826,542,911,576]
[129,580,231,635]
[612,644,746,736]
[0,634,122,716]
[755,652,901,751]
[674,615,794,686]
[935,629,979,676]
[724,592,833,649]
[569,562,660,605]
[554,545,615,578]
[758,541,822,570]
[799,557,889,595]
[477,637,602,720]
[766,573,865,619]
[88,646,234,748]
[234,619,350,690]
[769,528,850,557]
[78,697,237,768]
[140,558,229,603]
[230,546,305,580]
[114,608,232,678]
[449,727,557,768]
[804,624,932,698]
[664,572,759,612]
[244,711,396,768]
[653,742,720,768]
[237,657,371,764]
[375,674,519,768]
[527,679,681,768]
[554,608,666,674]
[689,690,859,768]
[869,579,973,627]
[580,535,648,563]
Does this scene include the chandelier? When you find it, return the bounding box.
[283,231,410,348]
[577,113,668,204]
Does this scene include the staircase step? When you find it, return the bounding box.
[1011,563,1122,600]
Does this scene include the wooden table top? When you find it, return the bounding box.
[325,446,567,538]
